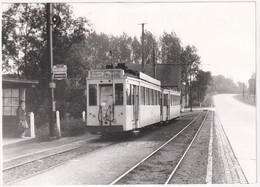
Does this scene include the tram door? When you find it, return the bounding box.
[164,93,170,121]
[132,85,139,129]
[100,84,113,124]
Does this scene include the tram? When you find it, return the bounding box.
[85,65,181,134]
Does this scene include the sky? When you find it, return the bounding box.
[69,1,256,84]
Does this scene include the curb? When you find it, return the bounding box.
[3,138,37,149]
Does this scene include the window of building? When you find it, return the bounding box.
[115,84,123,105]
[2,88,19,116]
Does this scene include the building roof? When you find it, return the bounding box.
[2,77,39,88]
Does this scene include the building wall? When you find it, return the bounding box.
[2,88,26,137]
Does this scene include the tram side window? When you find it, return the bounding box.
[131,85,135,105]
[164,94,168,106]
[153,90,158,105]
[140,86,145,105]
[158,91,161,105]
[177,96,180,105]
[126,84,131,105]
[89,84,97,106]
[146,88,149,105]
[115,84,123,105]
[150,89,154,105]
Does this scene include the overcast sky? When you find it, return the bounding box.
[70,1,256,84]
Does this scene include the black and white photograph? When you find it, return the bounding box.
[1,0,258,186]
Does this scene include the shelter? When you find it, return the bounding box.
[2,77,38,137]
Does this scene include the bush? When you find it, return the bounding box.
[35,122,50,140]
[60,115,85,136]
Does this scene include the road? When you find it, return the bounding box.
[213,94,256,183]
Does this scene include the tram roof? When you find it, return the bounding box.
[87,68,161,86]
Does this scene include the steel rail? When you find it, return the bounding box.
[5,140,118,185]
[109,111,203,185]
[3,137,97,164]
[3,137,98,171]
[164,110,209,184]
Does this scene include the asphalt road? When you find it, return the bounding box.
[213,94,256,184]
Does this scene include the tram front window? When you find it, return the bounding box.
[100,85,113,108]
[89,84,97,106]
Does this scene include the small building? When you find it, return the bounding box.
[127,63,182,90]
[2,77,38,137]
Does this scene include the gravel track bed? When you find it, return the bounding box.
[115,111,206,184]
[3,140,115,184]
[4,111,202,185]
[169,111,211,184]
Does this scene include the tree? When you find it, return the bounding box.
[2,3,91,125]
[248,72,256,95]
[2,3,47,78]
[159,31,182,64]
[131,36,142,64]
[143,31,158,64]
[208,75,240,94]
[192,70,212,105]
[180,45,201,108]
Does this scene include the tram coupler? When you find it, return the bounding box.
[132,129,140,136]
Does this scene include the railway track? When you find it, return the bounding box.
[3,137,116,185]
[3,111,206,185]
[110,110,209,185]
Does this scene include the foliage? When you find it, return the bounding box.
[2,3,210,135]
[248,72,256,95]
[131,36,142,64]
[159,32,182,64]
[2,3,91,130]
[208,75,240,94]
[60,116,85,136]
[192,70,212,104]
[144,31,157,64]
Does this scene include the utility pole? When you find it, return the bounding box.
[189,63,193,111]
[152,43,156,78]
[47,3,55,137]
[139,23,146,71]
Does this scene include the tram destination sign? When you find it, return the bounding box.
[89,69,124,79]
[53,64,67,80]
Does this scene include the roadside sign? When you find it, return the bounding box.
[53,64,67,73]
[49,82,56,89]
[54,73,67,80]
[53,64,67,80]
